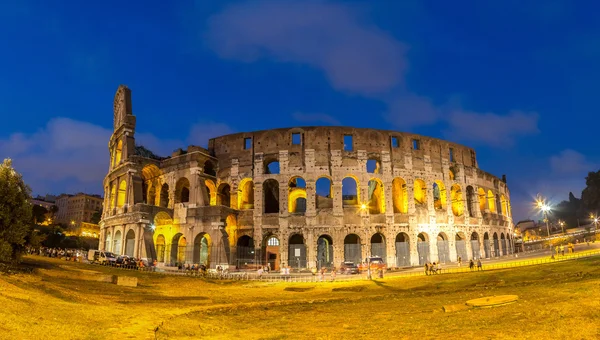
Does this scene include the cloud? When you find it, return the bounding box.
[444,110,540,146]
[384,94,440,128]
[292,112,341,125]
[188,122,235,147]
[550,149,595,175]
[205,0,408,96]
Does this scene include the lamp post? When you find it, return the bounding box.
[536,196,551,238]
[559,220,565,234]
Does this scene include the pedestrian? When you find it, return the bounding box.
[424,262,429,276]
[378,267,384,279]
[476,259,482,271]
[458,256,462,267]
[330,267,336,282]
[560,244,565,256]
[257,266,264,278]
[469,259,474,271]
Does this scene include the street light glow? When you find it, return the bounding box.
[360,203,367,210]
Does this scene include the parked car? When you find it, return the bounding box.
[116,255,138,267]
[358,256,386,272]
[339,261,359,274]
[88,250,117,265]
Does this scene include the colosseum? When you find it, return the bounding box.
[99,85,515,271]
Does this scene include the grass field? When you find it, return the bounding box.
[1,255,599,339]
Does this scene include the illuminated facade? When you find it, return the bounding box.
[99,85,514,269]
[55,193,103,236]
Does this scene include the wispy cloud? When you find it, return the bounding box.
[550,149,596,175]
[292,112,341,125]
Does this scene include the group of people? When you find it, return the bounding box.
[424,262,442,275]
[27,246,84,262]
[469,259,483,271]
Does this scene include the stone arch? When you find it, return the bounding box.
[500,232,507,255]
[483,232,490,258]
[159,183,169,208]
[174,177,190,204]
[204,160,216,176]
[236,235,255,268]
[315,176,333,209]
[238,178,254,209]
[289,176,307,213]
[367,178,385,214]
[171,233,187,265]
[342,176,359,206]
[316,234,334,269]
[450,184,464,216]
[395,232,410,267]
[433,180,447,210]
[124,229,135,256]
[392,177,408,214]
[370,232,386,261]
[193,232,211,266]
[466,186,475,217]
[205,179,216,206]
[113,230,122,255]
[437,232,450,263]
[264,158,280,175]
[217,183,231,207]
[263,179,280,213]
[492,232,500,257]
[117,180,127,208]
[288,234,306,269]
[478,187,486,213]
[470,232,481,259]
[343,234,362,263]
[417,232,430,265]
[263,234,280,271]
[500,194,508,217]
[366,158,381,174]
[455,231,468,262]
[414,179,427,206]
[155,234,166,262]
[487,190,496,213]
[113,140,123,167]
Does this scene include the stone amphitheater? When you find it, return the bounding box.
[100,85,514,271]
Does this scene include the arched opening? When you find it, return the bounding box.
[113,230,122,255]
[113,140,123,167]
[478,188,486,213]
[288,234,306,269]
[110,184,116,209]
[315,177,333,209]
[501,233,507,256]
[204,160,216,176]
[487,190,496,213]
[175,177,191,204]
[366,159,381,174]
[105,232,112,252]
[395,233,410,267]
[170,233,186,266]
[316,235,334,269]
[264,235,280,271]
[205,180,216,206]
[124,229,135,256]
[496,194,502,215]
[483,232,490,258]
[370,233,386,262]
[414,179,427,206]
[159,183,169,208]
[193,233,211,266]
[437,233,450,263]
[265,159,280,174]
[470,232,480,259]
[117,180,127,208]
[450,184,463,216]
[263,179,280,213]
[236,235,255,268]
[342,176,359,207]
[492,232,500,257]
[147,183,156,205]
[455,232,468,262]
[500,195,508,217]
[238,179,254,209]
[392,177,408,214]
[344,234,362,264]
[289,177,307,213]
[367,179,385,214]
[466,186,475,217]
[417,233,430,265]
[155,235,166,262]
[217,183,231,207]
[433,180,447,210]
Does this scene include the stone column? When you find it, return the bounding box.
[305,179,316,217]
[332,183,343,216]
[306,232,315,269]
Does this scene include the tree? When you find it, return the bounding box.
[32,204,48,224]
[0,159,33,262]
[90,210,102,224]
[581,170,600,211]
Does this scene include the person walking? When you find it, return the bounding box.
[476,259,482,271]
[469,259,474,271]
[458,256,462,267]
[560,244,565,256]
[424,262,430,276]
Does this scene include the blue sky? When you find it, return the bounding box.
[1,0,599,222]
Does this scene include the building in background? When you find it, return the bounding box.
[55,193,103,237]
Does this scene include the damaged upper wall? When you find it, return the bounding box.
[208,126,478,175]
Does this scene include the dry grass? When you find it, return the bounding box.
[1,256,599,339]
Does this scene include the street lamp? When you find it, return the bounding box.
[536,196,551,238]
[559,220,565,234]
